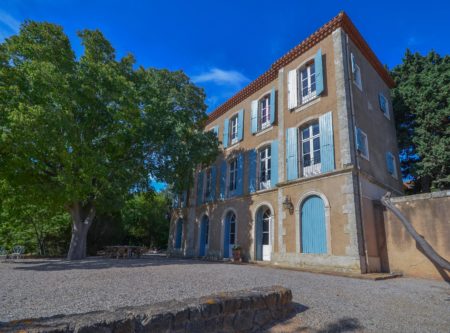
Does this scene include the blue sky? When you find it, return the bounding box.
[1,0,449,114]
[1,1,448,190]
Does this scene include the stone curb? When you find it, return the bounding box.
[1,286,293,333]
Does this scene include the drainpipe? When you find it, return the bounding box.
[344,33,369,274]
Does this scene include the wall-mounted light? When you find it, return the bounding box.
[282,195,294,214]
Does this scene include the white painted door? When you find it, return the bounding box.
[262,214,271,261]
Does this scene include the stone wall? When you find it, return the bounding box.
[383,191,450,281]
[3,286,293,333]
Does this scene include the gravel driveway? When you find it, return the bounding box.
[1,255,449,332]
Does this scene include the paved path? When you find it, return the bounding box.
[1,255,449,332]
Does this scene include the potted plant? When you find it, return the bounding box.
[232,245,242,262]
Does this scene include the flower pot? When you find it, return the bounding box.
[232,249,241,262]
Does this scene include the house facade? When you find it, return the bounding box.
[168,12,403,274]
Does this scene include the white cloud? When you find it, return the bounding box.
[192,68,250,86]
[0,9,20,41]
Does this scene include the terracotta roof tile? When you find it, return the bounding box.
[205,11,395,125]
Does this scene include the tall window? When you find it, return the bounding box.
[204,218,209,245]
[229,158,238,192]
[299,62,316,104]
[205,169,212,200]
[301,122,321,176]
[259,146,271,190]
[229,213,236,245]
[262,209,270,245]
[230,115,238,144]
[259,95,270,130]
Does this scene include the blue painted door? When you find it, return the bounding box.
[255,210,263,261]
[199,217,209,256]
[301,196,327,254]
[175,219,183,249]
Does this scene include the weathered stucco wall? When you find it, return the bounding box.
[383,191,450,281]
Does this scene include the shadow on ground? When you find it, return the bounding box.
[8,254,222,272]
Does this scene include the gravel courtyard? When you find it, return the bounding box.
[1,255,449,332]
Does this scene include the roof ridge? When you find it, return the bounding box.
[205,11,394,125]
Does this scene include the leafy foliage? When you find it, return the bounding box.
[391,50,450,192]
[0,21,219,258]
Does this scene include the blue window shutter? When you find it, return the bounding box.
[223,118,229,148]
[315,48,324,96]
[237,109,244,141]
[223,218,230,258]
[236,153,244,196]
[196,171,204,206]
[248,149,257,193]
[319,112,335,173]
[356,128,363,151]
[386,153,394,174]
[210,165,217,201]
[251,100,258,133]
[212,125,219,137]
[271,140,278,187]
[286,127,298,180]
[270,87,276,124]
[219,161,227,200]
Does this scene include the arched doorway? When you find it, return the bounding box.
[199,215,209,256]
[223,211,236,258]
[301,196,326,254]
[175,218,183,249]
[255,207,272,261]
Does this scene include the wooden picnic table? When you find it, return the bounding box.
[105,245,146,259]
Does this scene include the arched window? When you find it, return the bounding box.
[175,218,183,249]
[255,207,272,261]
[224,211,237,258]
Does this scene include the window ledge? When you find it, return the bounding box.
[225,141,241,151]
[293,97,321,113]
[254,126,273,137]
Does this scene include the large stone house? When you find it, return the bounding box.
[168,12,403,274]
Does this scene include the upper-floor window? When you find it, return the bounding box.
[230,115,239,145]
[356,127,369,160]
[378,93,390,119]
[204,168,212,200]
[351,53,362,91]
[259,146,271,190]
[259,95,271,130]
[229,158,238,192]
[386,152,397,179]
[301,122,321,177]
[299,62,316,104]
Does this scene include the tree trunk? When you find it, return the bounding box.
[67,201,96,260]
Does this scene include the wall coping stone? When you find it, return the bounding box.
[391,190,450,203]
[1,286,293,333]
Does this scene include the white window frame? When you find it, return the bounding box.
[300,122,321,177]
[230,115,238,145]
[259,95,271,130]
[258,146,271,190]
[356,128,369,160]
[228,158,238,193]
[379,93,390,119]
[298,62,317,104]
[386,152,398,179]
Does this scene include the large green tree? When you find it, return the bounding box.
[391,50,450,192]
[0,21,219,259]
